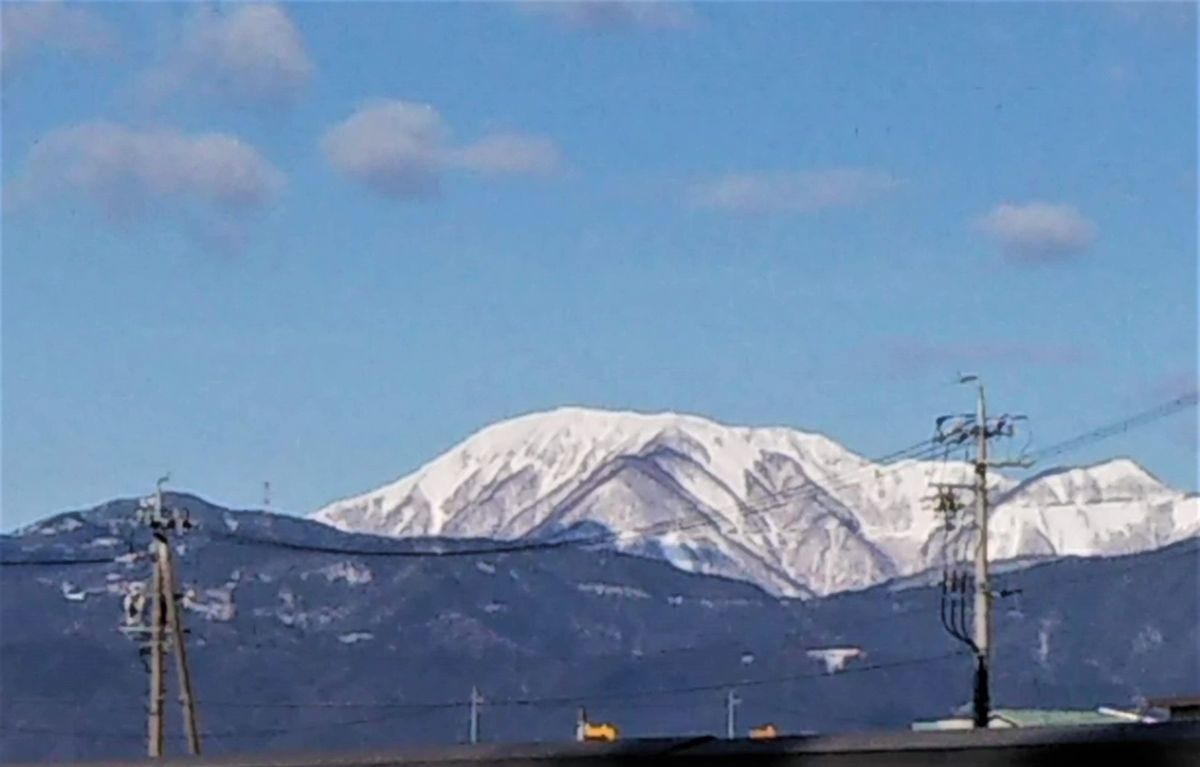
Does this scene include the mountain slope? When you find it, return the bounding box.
[2,496,1196,762]
[313,407,1197,596]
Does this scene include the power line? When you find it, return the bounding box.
[0,647,968,743]
[200,437,949,561]
[1026,392,1198,463]
[6,539,1191,722]
[4,393,1194,569]
[490,649,970,708]
[999,538,1198,594]
[0,709,432,742]
[194,391,1198,562]
[0,554,123,567]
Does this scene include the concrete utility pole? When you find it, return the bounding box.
[468,686,482,744]
[971,381,991,730]
[725,690,741,739]
[935,377,1030,730]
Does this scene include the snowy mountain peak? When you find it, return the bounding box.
[315,406,854,533]
[1000,457,1172,508]
[1073,457,1169,492]
[313,407,1194,596]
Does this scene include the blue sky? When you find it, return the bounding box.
[2,1,1196,528]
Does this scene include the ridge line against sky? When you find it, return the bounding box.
[1,2,1196,525]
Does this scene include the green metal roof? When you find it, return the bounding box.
[991,709,1129,727]
[912,709,1133,730]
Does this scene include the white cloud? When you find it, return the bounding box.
[0,1,117,75]
[322,101,447,197]
[143,4,312,106]
[322,100,563,198]
[976,202,1096,263]
[685,169,901,213]
[449,134,562,175]
[520,1,697,31]
[10,122,284,245]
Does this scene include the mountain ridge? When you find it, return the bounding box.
[313,407,1197,596]
[2,495,1197,762]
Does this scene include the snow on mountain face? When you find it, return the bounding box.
[987,459,1197,560]
[313,407,1197,596]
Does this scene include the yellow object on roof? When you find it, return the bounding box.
[581,721,618,742]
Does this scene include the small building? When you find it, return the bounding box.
[912,708,1143,731]
[1147,696,1200,722]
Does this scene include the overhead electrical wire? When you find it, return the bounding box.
[7,539,1189,719]
[4,540,1192,749]
[3,396,1193,751]
[198,436,950,560]
[2,392,1193,566]
[0,433,945,567]
[0,554,123,567]
[194,393,1196,561]
[0,646,969,738]
[1025,392,1198,462]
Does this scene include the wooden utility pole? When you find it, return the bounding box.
[147,556,165,758]
[159,539,201,754]
[141,476,202,757]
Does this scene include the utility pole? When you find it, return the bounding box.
[725,690,741,739]
[971,381,991,730]
[934,377,1031,730]
[140,476,202,757]
[159,538,201,754]
[468,686,482,744]
[147,555,165,758]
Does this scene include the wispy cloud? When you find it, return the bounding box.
[975,202,1096,264]
[9,122,284,248]
[448,134,563,175]
[322,100,563,198]
[885,339,1089,376]
[141,4,313,107]
[684,168,901,214]
[0,1,117,76]
[519,1,698,32]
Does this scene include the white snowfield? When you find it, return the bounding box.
[313,407,1198,597]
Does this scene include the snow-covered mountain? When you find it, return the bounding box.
[313,407,1198,596]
